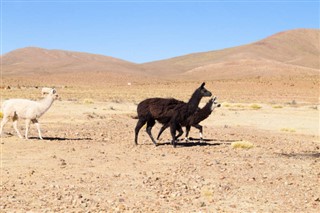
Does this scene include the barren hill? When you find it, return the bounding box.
[142,29,320,79]
[1,47,143,76]
[1,29,319,81]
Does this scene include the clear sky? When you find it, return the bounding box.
[1,0,319,63]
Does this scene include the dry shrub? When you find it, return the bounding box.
[250,104,262,110]
[201,187,214,199]
[280,128,296,133]
[231,141,254,149]
[83,99,94,104]
[223,103,231,107]
[272,105,283,109]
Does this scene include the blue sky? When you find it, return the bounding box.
[1,1,319,63]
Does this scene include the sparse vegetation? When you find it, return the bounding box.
[83,99,94,104]
[231,141,254,149]
[250,104,262,110]
[201,187,214,198]
[223,103,231,107]
[272,105,283,109]
[223,103,253,110]
[280,128,296,133]
[235,104,246,108]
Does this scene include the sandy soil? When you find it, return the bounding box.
[1,29,319,212]
[1,91,319,212]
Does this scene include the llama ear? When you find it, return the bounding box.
[52,89,56,94]
[201,82,205,88]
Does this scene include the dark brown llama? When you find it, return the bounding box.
[134,82,212,147]
[157,97,221,141]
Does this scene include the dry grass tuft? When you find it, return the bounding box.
[83,99,94,104]
[223,103,231,107]
[0,112,3,119]
[272,105,283,109]
[280,128,296,133]
[250,104,262,110]
[231,141,254,149]
[201,187,214,199]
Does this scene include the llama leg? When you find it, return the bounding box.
[32,119,43,140]
[193,124,203,142]
[12,120,23,139]
[134,118,147,145]
[146,119,157,145]
[157,123,170,140]
[170,123,178,147]
[25,119,31,140]
[185,125,191,142]
[198,125,203,142]
[0,117,9,137]
[175,125,183,140]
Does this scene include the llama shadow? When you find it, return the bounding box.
[188,137,240,143]
[277,152,320,158]
[28,136,92,141]
[157,138,238,147]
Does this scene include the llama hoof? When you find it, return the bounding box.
[171,141,177,147]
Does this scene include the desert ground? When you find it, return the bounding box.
[1,29,319,212]
[0,76,319,212]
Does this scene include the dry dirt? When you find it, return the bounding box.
[0,80,319,212]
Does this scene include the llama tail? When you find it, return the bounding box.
[130,114,139,119]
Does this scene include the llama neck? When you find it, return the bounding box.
[187,89,202,114]
[197,102,214,120]
[37,96,55,116]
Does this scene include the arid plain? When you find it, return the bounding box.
[1,29,319,212]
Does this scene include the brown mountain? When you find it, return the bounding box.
[1,29,319,81]
[1,47,143,76]
[142,28,320,79]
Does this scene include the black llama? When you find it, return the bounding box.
[134,82,212,147]
[157,96,221,142]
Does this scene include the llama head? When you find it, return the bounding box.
[199,82,212,97]
[49,88,59,100]
[209,97,221,110]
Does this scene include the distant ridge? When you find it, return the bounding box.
[1,47,142,76]
[141,28,320,78]
[1,29,319,79]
